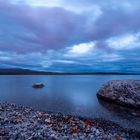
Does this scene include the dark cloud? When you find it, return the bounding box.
[89,8,140,41]
[0,0,140,72]
[0,3,86,52]
[95,41,114,53]
[0,0,140,53]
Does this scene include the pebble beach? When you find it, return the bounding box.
[0,102,140,140]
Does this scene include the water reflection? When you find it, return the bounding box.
[98,99,140,118]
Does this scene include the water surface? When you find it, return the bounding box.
[0,75,140,130]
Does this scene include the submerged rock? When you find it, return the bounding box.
[97,80,140,109]
[32,83,45,88]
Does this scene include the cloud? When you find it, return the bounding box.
[0,2,87,52]
[108,33,140,50]
[68,42,95,56]
[1,0,140,53]
[0,0,140,72]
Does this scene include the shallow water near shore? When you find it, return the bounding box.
[0,75,140,130]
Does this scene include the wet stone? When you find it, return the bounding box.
[0,101,139,140]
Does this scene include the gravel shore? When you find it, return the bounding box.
[0,102,140,140]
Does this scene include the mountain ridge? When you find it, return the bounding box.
[0,68,139,75]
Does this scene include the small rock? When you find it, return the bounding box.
[32,83,45,88]
[45,118,51,124]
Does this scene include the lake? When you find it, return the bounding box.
[0,75,140,130]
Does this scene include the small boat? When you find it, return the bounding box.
[32,83,45,88]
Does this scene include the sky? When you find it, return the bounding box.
[0,0,140,73]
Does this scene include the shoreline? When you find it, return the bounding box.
[0,102,140,139]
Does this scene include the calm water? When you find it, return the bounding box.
[0,75,140,130]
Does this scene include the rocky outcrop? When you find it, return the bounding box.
[97,80,140,109]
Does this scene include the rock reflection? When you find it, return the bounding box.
[98,99,140,118]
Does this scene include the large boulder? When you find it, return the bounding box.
[97,80,140,109]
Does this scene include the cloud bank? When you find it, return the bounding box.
[0,0,140,72]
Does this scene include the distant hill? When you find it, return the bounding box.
[0,68,49,75]
[0,68,139,75]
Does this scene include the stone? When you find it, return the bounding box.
[45,118,51,124]
[0,101,139,140]
[97,80,140,109]
[32,83,45,88]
